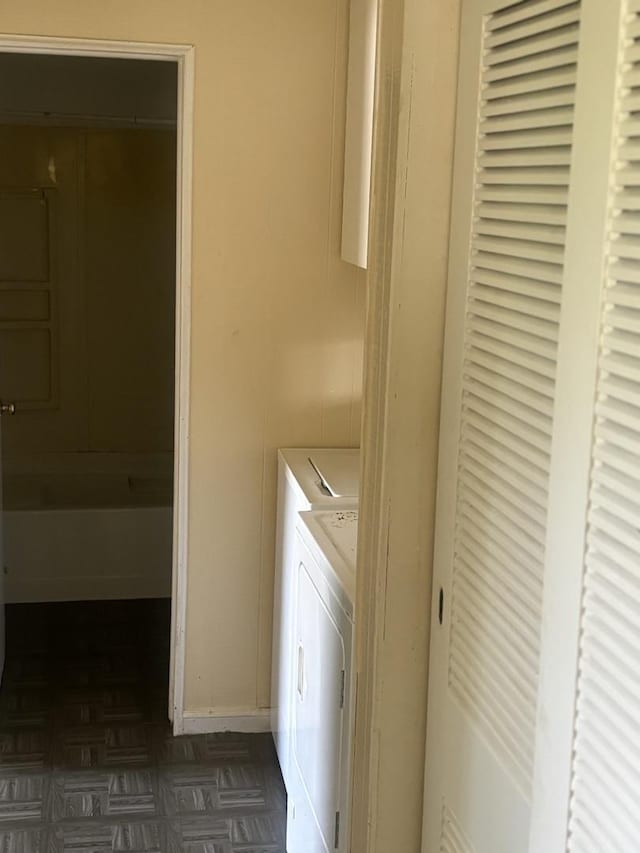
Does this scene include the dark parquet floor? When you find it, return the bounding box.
[0,600,286,852]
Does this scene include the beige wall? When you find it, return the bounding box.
[0,1,365,713]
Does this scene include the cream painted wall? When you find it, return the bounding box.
[0,1,365,713]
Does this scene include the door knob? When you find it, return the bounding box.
[0,402,16,416]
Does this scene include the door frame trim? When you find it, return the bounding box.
[0,33,194,734]
[349,1,461,850]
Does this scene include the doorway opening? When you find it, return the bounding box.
[0,39,193,732]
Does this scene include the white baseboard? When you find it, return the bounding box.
[180,708,271,735]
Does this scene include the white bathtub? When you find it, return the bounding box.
[3,453,173,603]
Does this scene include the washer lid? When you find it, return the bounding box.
[307,449,360,498]
[297,509,358,614]
[278,448,360,509]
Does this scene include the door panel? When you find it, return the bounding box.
[0,127,86,450]
[0,189,57,411]
[0,192,49,281]
[291,538,348,853]
[422,0,581,849]
[564,2,640,849]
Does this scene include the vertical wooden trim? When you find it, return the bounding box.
[0,33,194,734]
[528,1,624,848]
[350,1,461,851]
[170,45,194,735]
[349,1,404,847]
[341,0,378,268]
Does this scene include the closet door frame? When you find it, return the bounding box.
[349,1,462,852]
[529,1,624,848]
[0,32,195,735]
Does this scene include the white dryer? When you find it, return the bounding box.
[271,449,360,792]
[286,509,357,853]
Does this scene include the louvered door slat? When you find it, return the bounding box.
[472,268,562,302]
[603,333,640,362]
[597,397,640,433]
[486,26,580,65]
[607,282,640,307]
[486,0,577,30]
[588,555,640,612]
[480,150,571,169]
[487,65,577,97]
[454,581,540,673]
[595,460,640,503]
[460,470,547,547]
[572,755,635,848]
[619,116,640,136]
[481,88,577,117]
[470,301,558,342]
[477,184,568,206]
[470,280,561,317]
[465,363,554,414]
[454,563,541,664]
[464,396,551,455]
[477,166,571,185]
[622,66,640,88]
[456,530,543,631]
[469,345,556,394]
[592,483,640,527]
[615,167,640,188]
[468,328,557,378]
[481,106,574,134]
[475,200,567,224]
[600,374,640,408]
[567,4,640,847]
[594,444,640,486]
[621,91,640,113]
[580,684,640,755]
[484,44,578,82]
[485,5,579,47]
[617,141,640,161]
[577,737,639,810]
[469,316,558,363]
[451,628,537,739]
[463,429,550,501]
[482,125,574,149]
[476,236,565,264]
[440,806,477,853]
[462,428,550,504]
[464,370,554,420]
[626,41,640,63]
[460,491,545,565]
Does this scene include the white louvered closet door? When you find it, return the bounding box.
[567,17,640,840]
[527,1,640,850]
[422,1,582,851]
[567,6,640,848]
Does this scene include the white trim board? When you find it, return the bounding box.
[349,1,461,851]
[0,33,194,737]
[182,710,272,735]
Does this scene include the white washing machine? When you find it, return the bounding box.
[286,509,357,853]
[271,448,360,793]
